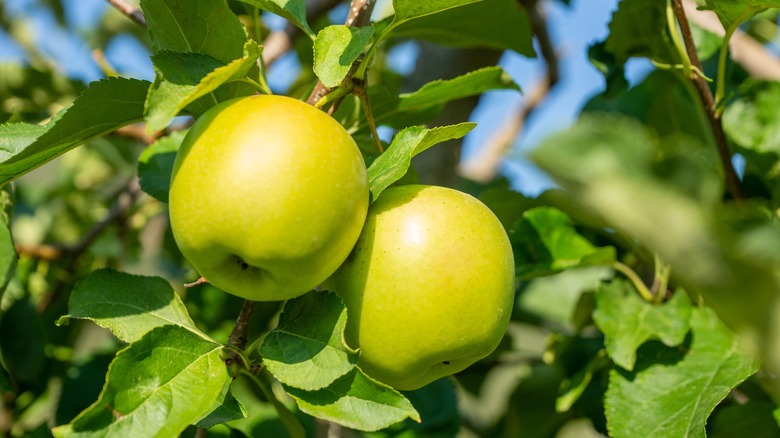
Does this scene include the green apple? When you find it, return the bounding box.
[169,95,368,301]
[326,184,515,390]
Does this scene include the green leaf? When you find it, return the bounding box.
[0,77,150,186]
[194,389,247,429]
[511,207,616,279]
[235,0,313,37]
[605,307,760,438]
[387,0,534,56]
[694,0,780,29]
[603,0,679,65]
[593,281,692,371]
[0,215,16,302]
[53,325,228,438]
[284,368,420,432]
[260,291,358,391]
[709,400,780,438]
[145,42,260,131]
[0,298,47,383]
[138,131,186,203]
[397,66,519,112]
[723,81,780,155]
[140,0,246,62]
[367,123,475,201]
[340,67,518,132]
[313,25,375,88]
[59,268,200,343]
[392,0,484,23]
[556,350,609,413]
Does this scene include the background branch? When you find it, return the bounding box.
[105,0,146,28]
[459,0,559,182]
[671,0,745,201]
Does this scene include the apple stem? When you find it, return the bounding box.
[183,277,208,288]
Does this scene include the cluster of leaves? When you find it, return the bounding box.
[2,0,780,436]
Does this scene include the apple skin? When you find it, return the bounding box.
[169,95,368,301]
[325,185,515,390]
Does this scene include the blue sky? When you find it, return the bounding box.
[0,0,651,195]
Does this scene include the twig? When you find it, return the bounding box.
[227,300,256,354]
[671,0,745,201]
[613,262,655,302]
[104,0,147,28]
[305,0,377,108]
[459,0,558,182]
[183,277,208,288]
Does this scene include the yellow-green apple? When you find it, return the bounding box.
[326,184,515,390]
[169,95,368,301]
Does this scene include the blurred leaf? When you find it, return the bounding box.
[368,123,475,201]
[0,298,47,383]
[141,0,247,62]
[53,325,228,438]
[0,78,150,186]
[59,268,200,343]
[236,0,313,37]
[145,41,261,131]
[391,0,484,23]
[694,0,780,29]
[401,378,460,435]
[194,389,247,428]
[387,0,534,55]
[56,354,114,425]
[517,266,613,331]
[593,281,692,371]
[313,25,375,88]
[709,400,780,438]
[584,71,722,206]
[603,0,678,64]
[138,131,187,203]
[511,207,616,279]
[723,81,780,155]
[284,368,420,432]
[605,307,760,438]
[0,357,13,393]
[260,291,358,391]
[531,114,779,336]
[504,364,570,437]
[0,214,16,302]
[690,22,723,61]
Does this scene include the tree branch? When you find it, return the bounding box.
[306,0,377,107]
[671,0,745,201]
[104,0,147,28]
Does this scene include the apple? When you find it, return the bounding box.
[326,184,515,390]
[169,95,368,301]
